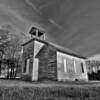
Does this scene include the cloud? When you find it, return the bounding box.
[0,0,100,57]
[49,19,63,30]
[25,0,40,14]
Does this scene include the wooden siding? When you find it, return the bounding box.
[32,58,39,80]
[22,40,44,81]
[37,44,57,81]
[32,41,44,81]
[21,41,35,80]
[57,51,88,81]
[21,38,88,81]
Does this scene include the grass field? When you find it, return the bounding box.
[0,80,100,100]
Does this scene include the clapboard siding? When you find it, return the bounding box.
[37,44,57,81]
[21,41,35,80]
[57,51,88,81]
[21,38,88,81]
[32,41,44,81]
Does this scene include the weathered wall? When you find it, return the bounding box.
[32,40,44,81]
[57,51,88,81]
[21,41,35,80]
[21,39,88,81]
[37,44,57,81]
[22,40,44,81]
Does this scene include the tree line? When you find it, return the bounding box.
[0,24,28,79]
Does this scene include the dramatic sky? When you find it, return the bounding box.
[0,0,100,57]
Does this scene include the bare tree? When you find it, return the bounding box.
[5,33,22,78]
[0,24,29,78]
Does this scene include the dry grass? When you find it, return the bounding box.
[0,80,100,100]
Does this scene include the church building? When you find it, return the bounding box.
[21,27,88,81]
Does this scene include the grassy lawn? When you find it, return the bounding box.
[0,79,100,87]
[0,80,100,100]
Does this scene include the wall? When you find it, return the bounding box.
[21,40,35,80]
[22,40,44,81]
[57,51,88,81]
[37,44,57,81]
[32,40,44,81]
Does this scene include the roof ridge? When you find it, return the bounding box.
[22,38,86,59]
[46,40,86,59]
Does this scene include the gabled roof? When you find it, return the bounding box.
[22,38,86,59]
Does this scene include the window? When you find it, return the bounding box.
[23,59,27,73]
[74,60,76,73]
[81,63,84,73]
[23,59,30,73]
[66,59,75,74]
[64,59,67,72]
[75,61,84,74]
[63,58,75,74]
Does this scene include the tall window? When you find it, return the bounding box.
[75,61,84,74]
[24,59,27,73]
[24,59,30,73]
[64,59,67,72]
[63,58,75,74]
[81,63,84,73]
[66,59,75,74]
[74,60,76,73]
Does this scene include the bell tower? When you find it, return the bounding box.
[29,27,45,40]
[28,27,45,81]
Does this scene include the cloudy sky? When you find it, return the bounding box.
[0,0,100,57]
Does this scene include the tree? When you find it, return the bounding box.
[0,29,10,76]
[0,24,29,78]
[86,60,100,80]
[4,33,22,78]
[0,29,9,59]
